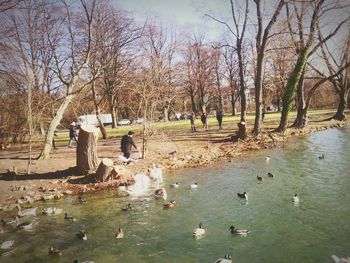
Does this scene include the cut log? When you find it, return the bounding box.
[76,124,99,174]
[95,158,114,182]
[237,121,247,139]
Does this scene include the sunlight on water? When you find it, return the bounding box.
[1,127,350,262]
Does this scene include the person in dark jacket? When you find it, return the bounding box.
[68,122,78,147]
[121,131,138,159]
[189,111,196,132]
[216,110,223,130]
[201,112,208,131]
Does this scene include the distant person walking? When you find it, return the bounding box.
[216,110,223,130]
[120,131,138,159]
[201,112,208,131]
[189,111,196,132]
[68,122,78,147]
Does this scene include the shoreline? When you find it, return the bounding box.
[0,120,348,213]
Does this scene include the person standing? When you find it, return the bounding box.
[68,122,78,147]
[120,131,138,159]
[201,112,208,131]
[216,110,223,130]
[189,111,196,132]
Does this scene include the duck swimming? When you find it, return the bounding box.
[121,203,132,212]
[154,188,167,200]
[115,227,124,239]
[16,205,37,217]
[265,156,270,162]
[192,223,205,237]
[267,172,274,178]
[170,182,180,188]
[76,229,87,240]
[189,182,198,189]
[292,193,300,203]
[257,175,263,181]
[215,254,232,263]
[229,225,249,236]
[163,200,176,209]
[16,217,33,230]
[64,213,76,221]
[318,154,325,160]
[48,246,62,256]
[79,196,87,203]
[237,192,248,200]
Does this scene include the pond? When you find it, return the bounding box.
[1,127,350,262]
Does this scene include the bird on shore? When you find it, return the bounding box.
[16,205,37,217]
[257,175,263,181]
[192,223,205,237]
[76,229,87,240]
[79,196,87,203]
[237,192,248,200]
[121,203,132,212]
[292,193,300,203]
[163,200,176,209]
[115,227,124,239]
[229,225,249,236]
[215,254,232,263]
[267,172,275,178]
[64,213,76,221]
[48,246,62,256]
[189,182,198,189]
[170,182,180,188]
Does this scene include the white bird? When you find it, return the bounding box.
[1,240,14,250]
[76,229,87,240]
[170,182,180,188]
[115,227,124,239]
[229,225,249,236]
[292,193,300,203]
[16,205,37,217]
[192,223,205,237]
[215,254,232,263]
[265,156,270,162]
[189,182,198,189]
[16,217,33,231]
[42,207,53,215]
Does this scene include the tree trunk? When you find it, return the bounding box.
[332,88,349,121]
[95,158,113,182]
[292,70,307,128]
[96,112,107,139]
[38,94,75,160]
[276,48,309,132]
[77,124,99,174]
[110,103,118,128]
[231,94,236,116]
[163,105,169,122]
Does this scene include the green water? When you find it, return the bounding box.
[1,127,350,263]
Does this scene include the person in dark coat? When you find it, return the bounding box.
[189,111,196,132]
[201,112,208,130]
[216,110,223,130]
[121,131,138,159]
[68,122,78,147]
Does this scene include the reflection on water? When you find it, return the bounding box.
[1,127,350,262]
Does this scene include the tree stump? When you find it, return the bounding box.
[237,121,247,139]
[95,158,114,182]
[77,124,99,174]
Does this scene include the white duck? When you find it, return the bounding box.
[115,227,124,239]
[229,225,249,236]
[215,254,232,263]
[16,205,37,217]
[192,223,205,237]
[170,182,180,188]
[189,182,198,189]
[265,156,270,163]
[292,193,300,203]
[1,240,14,250]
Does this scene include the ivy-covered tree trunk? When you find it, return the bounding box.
[292,70,308,128]
[332,88,349,121]
[276,48,309,132]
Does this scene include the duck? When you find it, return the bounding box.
[76,229,87,240]
[229,225,249,236]
[170,182,180,188]
[1,240,14,250]
[257,175,263,181]
[154,188,167,200]
[318,154,325,160]
[267,172,275,178]
[48,246,62,256]
[1,217,17,225]
[265,156,270,162]
[16,204,37,217]
[121,203,132,212]
[292,193,300,203]
[64,213,76,221]
[237,192,248,200]
[163,200,176,209]
[79,196,87,203]
[215,254,232,263]
[189,182,198,189]
[42,207,53,215]
[192,223,205,237]
[115,227,124,239]
[16,217,33,230]
[118,182,128,191]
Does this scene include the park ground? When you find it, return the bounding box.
[0,109,348,210]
